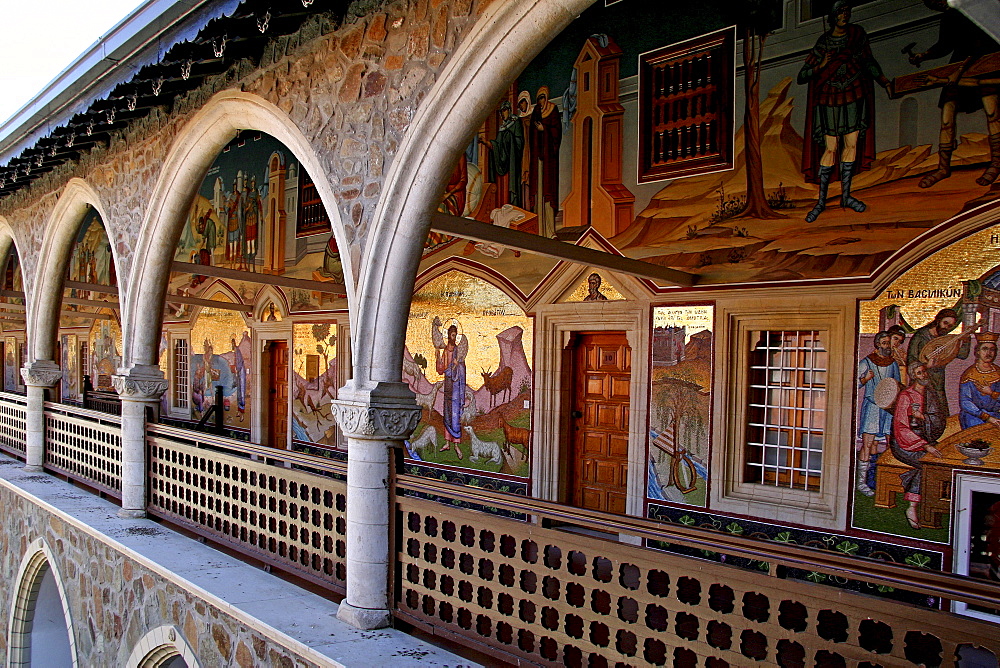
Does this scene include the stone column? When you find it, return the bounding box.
[331,380,421,630]
[20,361,62,472]
[112,365,168,519]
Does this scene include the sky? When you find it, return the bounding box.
[0,0,146,127]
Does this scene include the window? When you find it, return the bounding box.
[745,330,826,491]
[637,26,735,183]
[714,301,850,530]
[297,168,331,237]
[173,339,189,410]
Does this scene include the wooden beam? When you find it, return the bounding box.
[64,280,117,295]
[0,290,24,300]
[429,212,697,287]
[0,303,26,312]
[63,296,118,309]
[171,262,347,294]
[59,311,112,321]
[165,294,253,313]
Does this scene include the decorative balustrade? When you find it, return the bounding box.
[0,392,27,457]
[146,424,348,593]
[43,402,122,496]
[394,475,1000,667]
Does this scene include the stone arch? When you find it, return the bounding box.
[124,90,352,374]
[28,178,120,364]
[6,537,78,667]
[0,214,29,336]
[125,625,201,668]
[348,0,594,390]
[253,285,289,322]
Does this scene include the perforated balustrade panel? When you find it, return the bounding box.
[148,438,347,593]
[0,395,26,456]
[395,495,1000,667]
[44,411,122,495]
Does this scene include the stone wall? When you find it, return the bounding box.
[0,0,495,303]
[0,477,323,667]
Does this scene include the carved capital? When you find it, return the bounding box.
[112,376,168,401]
[330,380,421,441]
[331,400,422,441]
[112,364,168,401]
[20,361,62,388]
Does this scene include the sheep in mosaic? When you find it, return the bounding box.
[464,426,502,465]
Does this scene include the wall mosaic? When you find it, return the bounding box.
[856,223,1000,547]
[648,304,713,508]
[87,314,122,392]
[60,334,80,403]
[170,131,345,316]
[403,270,532,477]
[292,321,339,447]
[189,300,251,430]
[433,1,1000,291]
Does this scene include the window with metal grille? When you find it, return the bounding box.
[745,330,826,491]
[173,339,189,410]
[80,341,89,378]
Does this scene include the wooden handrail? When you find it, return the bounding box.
[395,473,1000,611]
[146,423,347,477]
[0,391,27,404]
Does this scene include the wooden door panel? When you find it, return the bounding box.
[596,404,619,427]
[609,434,629,458]
[570,331,631,514]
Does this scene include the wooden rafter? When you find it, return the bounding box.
[171,262,347,294]
[429,212,697,287]
[65,280,253,312]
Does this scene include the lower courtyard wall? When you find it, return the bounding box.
[0,469,329,668]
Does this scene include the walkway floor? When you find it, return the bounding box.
[0,453,479,668]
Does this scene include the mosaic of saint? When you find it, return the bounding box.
[88,314,122,392]
[189,300,251,430]
[60,334,80,403]
[430,1,1000,293]
[403,271,532,477]
[648,305,713,508]
[856,224,1000,545]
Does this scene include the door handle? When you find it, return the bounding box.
[571,410,583,419]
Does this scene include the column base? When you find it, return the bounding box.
[336,602,391,630]
[117,509,147,519]
[23,465,44,472]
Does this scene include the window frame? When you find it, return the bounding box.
[712,298,853,530]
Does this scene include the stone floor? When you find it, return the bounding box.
[0,453,480,668]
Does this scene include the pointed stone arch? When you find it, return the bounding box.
[6,537,78,667]
[124,90,352,375]
[28,178,120,364]
[252,285,290,322]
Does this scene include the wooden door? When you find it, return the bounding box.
[267,340,289,449]
[570,331,631,514]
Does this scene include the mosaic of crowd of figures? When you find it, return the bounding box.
[431,0,999,294]
[857,223,1000,585]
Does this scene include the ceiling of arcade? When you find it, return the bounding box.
[0,0,490,298]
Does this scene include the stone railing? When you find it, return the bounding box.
[43,402,123,496]
[0,391,27,458]
[394,475,1000,666]
[146,424,348,593]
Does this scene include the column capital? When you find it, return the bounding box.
[20,360,62,388]
[331,380,421,441]
[113,364,168,401]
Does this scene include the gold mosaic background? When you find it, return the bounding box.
[190,296,249,358]
[293,322,337,381]
[406,271,532,389]
[88,313,122,384]
[653,304,714,343]
[563,272,626,302]
[860,224,1000,333]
